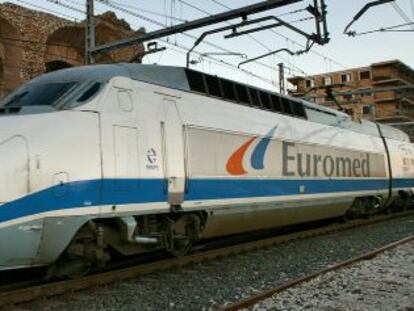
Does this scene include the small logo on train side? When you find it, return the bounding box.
[147,148,157,164]
[226,126,278,175]
[146,148,159,170]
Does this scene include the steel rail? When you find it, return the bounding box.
[0,209,413,307]
[221,234,414,311]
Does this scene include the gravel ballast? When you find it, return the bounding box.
[10,214,414,311]
[252,240,414,311]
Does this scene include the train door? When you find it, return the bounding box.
[100,77,140,212]
[159,98,186,207]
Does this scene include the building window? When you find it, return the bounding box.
[322,76,332,86]
[359,71,371,80]
[341,73,352,83]
[305,79,315,88]
[360,88,373,97]
[362,105,373,115]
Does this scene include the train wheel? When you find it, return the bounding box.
[163,214,202,257]
[47,259,92,279]
[169,237,193,257]
[47,221,110,279]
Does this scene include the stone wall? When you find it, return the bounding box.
[0,3,145,98]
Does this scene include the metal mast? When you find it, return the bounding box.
[278,63,285,95]
[85,0,96,65]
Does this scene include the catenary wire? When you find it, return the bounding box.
[1,1,303,88]
[354,21,414,36]
[57,0,282,86]
[94,0,289,83]
[390,2,414,30]
[14,0,80,21]
[209,0,348,70]
[177,0,309,75]
[97,0,275,70]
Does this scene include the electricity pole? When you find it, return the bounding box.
[85,0,96,65]
[278,63,285,95]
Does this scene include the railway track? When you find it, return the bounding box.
[1,209,414,308]
[221,234,414,311]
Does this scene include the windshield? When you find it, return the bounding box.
[0,82,78,109]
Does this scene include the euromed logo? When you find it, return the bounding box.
[226,126,377,177]
[226,126,278,175]
[283,142,371,177]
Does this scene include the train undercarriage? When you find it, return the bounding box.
[48,191,413,279]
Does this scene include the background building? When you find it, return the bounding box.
[0,3,145,99]
[288,59,414,140]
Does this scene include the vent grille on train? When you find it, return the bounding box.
[185,69,307,119]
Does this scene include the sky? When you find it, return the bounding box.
[1,0,413,90]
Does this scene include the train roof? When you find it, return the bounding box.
[25,64,411,142]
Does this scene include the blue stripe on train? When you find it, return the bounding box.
[1,177,414,223]
[184,178,391,200]
[0,179,166,223]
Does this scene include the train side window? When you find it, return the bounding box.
[221,79,237,102]
[260,91,273,110]
[235,84,249,104]
[280,97,293,115]
[186,70,206,94]
[205,75,222,98]
[249,88,261,108]
[271,95,283,113]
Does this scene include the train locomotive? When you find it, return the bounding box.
[0,64,413,277]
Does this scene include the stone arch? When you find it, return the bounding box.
[44,14,145,71]
[44,25,116,69]
[44,26,84,71]
[45,60,74,73]
[94,15,145,63]
[0,16,23,97]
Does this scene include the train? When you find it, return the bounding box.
[0,63,413,277]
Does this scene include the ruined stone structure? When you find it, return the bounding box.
[0,3,145,98]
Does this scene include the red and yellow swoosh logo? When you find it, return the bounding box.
[226,126,278,176]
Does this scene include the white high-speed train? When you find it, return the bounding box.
[0,64,413,277]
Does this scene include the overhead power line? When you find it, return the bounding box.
[411,0,414,18]
[78,0,188,23]
[209,0,347,70]
[94,0,301,84]
[178,0,273,52]
[178,0,309,75]
[353,21,414,36]
[2,0,314,89]
[391,2,414,30]
[72,0,283,86]
[95,0,301,74]
[13,0,80,21]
